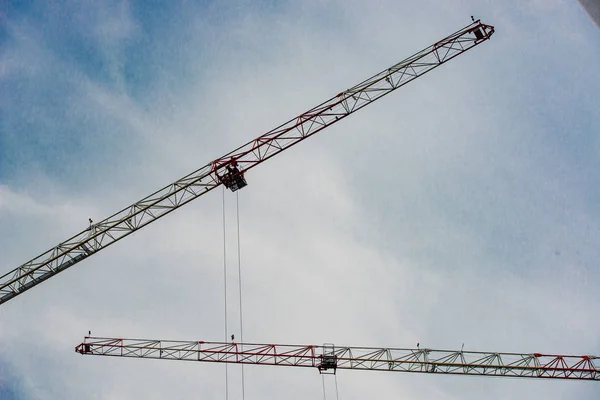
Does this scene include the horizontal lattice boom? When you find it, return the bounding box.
[76,336,599,381]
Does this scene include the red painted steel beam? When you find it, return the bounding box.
[0,20,494,305]
[76,336,599,381]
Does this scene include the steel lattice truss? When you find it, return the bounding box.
[75,337,600,381]
[0,20,494,305]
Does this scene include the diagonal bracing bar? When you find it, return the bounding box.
[0,20,494,305]
[75,336,600,381]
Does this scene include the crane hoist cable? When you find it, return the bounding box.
[321,373,340,400]
[221,186,229,400]
[236,191,246,400]
[222,189,246,400]
[0,20,495,305]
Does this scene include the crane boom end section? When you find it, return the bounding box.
[472,21,495,41]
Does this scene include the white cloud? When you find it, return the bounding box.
[1,1,599,399]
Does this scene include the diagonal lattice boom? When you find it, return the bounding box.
[0,20,494,305]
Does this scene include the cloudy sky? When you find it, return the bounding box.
[1,0,600,399]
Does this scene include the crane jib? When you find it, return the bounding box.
[0,20,494,305]
[74,336,600,381]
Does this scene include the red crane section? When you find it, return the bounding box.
[210,21,495,183]
[75,336,600,381]
[0,20,494,305]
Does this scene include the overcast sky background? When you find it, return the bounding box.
[1,0,600,399]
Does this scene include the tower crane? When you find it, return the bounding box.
[0,20,494,305]
[76,336,600,381]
